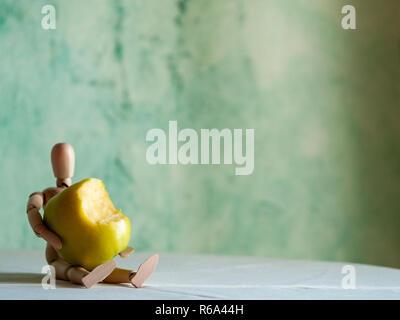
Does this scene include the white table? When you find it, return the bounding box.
[0,251,399,299]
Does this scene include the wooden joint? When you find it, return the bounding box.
[56,178,71,188]
[29,192,43,198]
[33,223,46,236]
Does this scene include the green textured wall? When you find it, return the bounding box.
[1,0,399,267]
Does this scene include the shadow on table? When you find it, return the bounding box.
[0,273,80,288]
[0,273,133,289]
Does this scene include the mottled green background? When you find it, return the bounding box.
[0,0,399,267]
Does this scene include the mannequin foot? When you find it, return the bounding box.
[130,254,159,288]
[82,261,117,288]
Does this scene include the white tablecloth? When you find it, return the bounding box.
[0,251,399,299]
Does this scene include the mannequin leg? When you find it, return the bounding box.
[45,243,116,288]
[103,268,134,284]
[103,254,159,288]
[49,259,116,288]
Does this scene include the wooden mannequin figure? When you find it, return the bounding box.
[26,143,159,288]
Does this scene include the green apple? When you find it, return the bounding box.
[44,178,131,270]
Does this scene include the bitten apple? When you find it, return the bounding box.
[44,178,131,270]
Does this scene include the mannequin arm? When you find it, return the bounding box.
[26,192,62,249]
[119,246,134,258]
